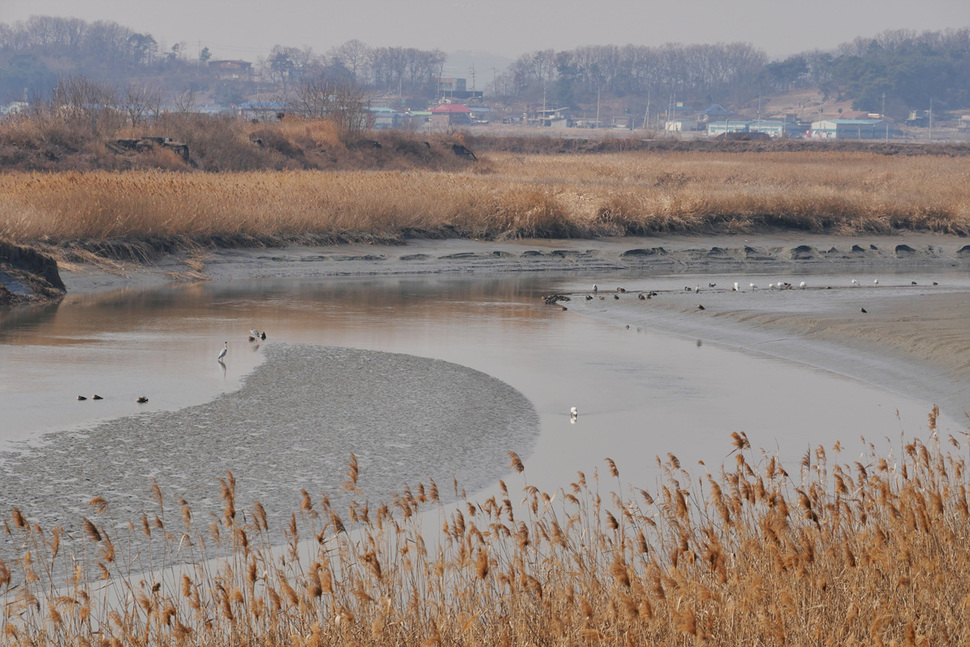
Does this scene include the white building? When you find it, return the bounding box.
[809,119,889,140]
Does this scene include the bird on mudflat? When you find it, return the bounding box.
[136,396,149,403]
[217,341,228,362]
[570,406,578,422]
[697,304,706,310]
[92,394,103,400]
[860,307,868,314]
[638,293,646,300]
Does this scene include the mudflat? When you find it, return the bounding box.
[57,231,970,421]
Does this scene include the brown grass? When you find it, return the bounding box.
[0,113,476,173]
[1,150,969,255]
[2,421,969,645]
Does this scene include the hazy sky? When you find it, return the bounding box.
[4,0,969,63]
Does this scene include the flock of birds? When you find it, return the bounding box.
[560,276,943,422]
[77,393,148,403]
[543,277,941,316]
[77,328,269,402]
[217,328,268,364]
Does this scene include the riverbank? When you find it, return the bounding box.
[51,231,970,423]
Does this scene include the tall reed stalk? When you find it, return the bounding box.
[3,420,968,645]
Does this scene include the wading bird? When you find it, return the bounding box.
[217,341,228,362]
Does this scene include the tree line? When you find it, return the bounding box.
[1,15,968,119]
[498,28,970,117]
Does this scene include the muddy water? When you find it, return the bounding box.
[0,274,959,557]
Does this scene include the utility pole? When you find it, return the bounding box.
[882,92,888,142]
[929,98,934,142]
[642,88,651,131]
[596,88,601,128]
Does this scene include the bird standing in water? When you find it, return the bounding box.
[217,341,227,362]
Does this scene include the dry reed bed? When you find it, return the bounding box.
[1,151,969,247]
[2,415,969,646]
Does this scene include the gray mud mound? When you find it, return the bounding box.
[0,344,539,555]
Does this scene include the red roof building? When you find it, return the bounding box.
[431,103,471,128]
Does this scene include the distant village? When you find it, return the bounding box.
[2,60,968,142]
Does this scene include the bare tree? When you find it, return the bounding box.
[291,76,367,131]
[48,76,122,135]
[331,39,370,82]
[122,82,162,127]
[172,88,196,113]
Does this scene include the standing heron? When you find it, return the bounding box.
[217,341,227,362]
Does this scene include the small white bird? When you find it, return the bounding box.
[873,279,879,286]
[733,282,739,292]
[217,341,227,362]
[799,281,806,288]
[851,279,859,286]
[750,283,757,290]
[250,328,260,338]
[570,406,578,421]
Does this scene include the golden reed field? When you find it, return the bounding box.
[3,419,970,646]
[1,147,970,248]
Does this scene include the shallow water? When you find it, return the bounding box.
[0,273,962,548]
